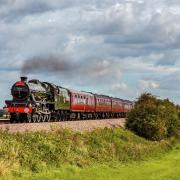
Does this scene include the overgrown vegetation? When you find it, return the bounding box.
[13,142,180,180]
[0,127,176,178]
[126,93,180,141]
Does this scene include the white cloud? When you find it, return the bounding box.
[138,80,160,91]
[111,82,128,91]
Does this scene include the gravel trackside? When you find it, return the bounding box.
[0,119,126,133]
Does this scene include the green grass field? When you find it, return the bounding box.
[13,142,180,180]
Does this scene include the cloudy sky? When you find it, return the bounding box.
[0,0,180,107]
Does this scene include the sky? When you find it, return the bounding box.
[0,0,180,107]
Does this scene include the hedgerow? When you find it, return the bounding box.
[126,93,180,141]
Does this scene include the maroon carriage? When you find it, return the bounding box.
[112,98,124,112]
[94,95,112,118]
[123,100,134,113]
[69,89,95,119]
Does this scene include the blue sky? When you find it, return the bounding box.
[0,0,180,107]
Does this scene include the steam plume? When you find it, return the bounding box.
[21,55,74,75]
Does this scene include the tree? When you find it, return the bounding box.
[126,93,179,141]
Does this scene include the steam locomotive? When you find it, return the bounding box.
[4,77,133,123]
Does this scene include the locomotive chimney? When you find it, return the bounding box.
[20,76,28,82]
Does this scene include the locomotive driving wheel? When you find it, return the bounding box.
[46,114,51,122]
[37,114,42,123]
[32,113,38,123]
[26,113,32,123]
[41,114,46,122]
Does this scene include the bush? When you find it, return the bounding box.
[126,93,180,141]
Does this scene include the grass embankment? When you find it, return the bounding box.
[14,143,180,180]
[0,127,179,179]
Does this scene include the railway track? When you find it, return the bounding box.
[0,118,126,133]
